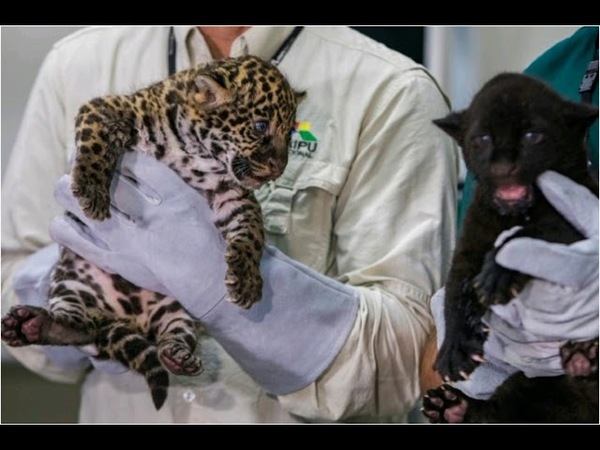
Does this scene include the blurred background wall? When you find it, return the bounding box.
[0,25,585,423]
[425,26,582,109]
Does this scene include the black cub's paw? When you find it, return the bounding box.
[473,248,530,306]
[422,384,470,423]
[560,339,598,378]
[434,300,488,382]
[435,334,486,383]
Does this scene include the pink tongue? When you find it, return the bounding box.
[496,185,527,200]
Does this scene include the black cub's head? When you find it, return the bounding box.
[434,72,598,215]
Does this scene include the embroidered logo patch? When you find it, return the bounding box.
[290,121,318,158]
[293,121,317,141]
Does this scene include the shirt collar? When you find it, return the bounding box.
[171,26,296,67]
[233,26,296,61]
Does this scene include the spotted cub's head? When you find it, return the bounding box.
[178,55,305,190]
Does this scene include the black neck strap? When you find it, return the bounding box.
[579,30,599,104]
[271,26,303,66]
[167,26,303,76]
[168,26,177,76]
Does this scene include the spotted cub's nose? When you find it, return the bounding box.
[268,155,288,178]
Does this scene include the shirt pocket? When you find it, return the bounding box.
[255,159,348,272]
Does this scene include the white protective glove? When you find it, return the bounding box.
[49,151,359,395]
[431,171,599,399]
[485,170,599,377]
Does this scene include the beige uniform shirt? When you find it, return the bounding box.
[1,26,459,423]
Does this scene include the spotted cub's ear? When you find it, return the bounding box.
[193,75,234,108]
[295,90,307,103]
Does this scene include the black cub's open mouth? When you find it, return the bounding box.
[493,184,534,214]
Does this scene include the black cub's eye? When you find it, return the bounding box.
[473,135,492,147]
[523,131,544,145]
[254,121,269,135]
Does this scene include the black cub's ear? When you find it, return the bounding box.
[563,100,599,128]
[433,111,466,145]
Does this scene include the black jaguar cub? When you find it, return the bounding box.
[423,72,599,423]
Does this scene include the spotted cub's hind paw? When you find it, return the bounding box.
[1,305,51,346]
[158,342,203,376]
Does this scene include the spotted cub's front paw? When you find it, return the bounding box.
[224,240,263,309]
[71,169,112,221]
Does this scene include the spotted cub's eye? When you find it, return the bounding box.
[254,121,269,135]
[523,131,544,145]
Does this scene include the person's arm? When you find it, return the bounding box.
[51,70,458,420]
[277,72,458,420]
[1,45,88,382]
[420,329,443,392]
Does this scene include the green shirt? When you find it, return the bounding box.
[458,26,599,229]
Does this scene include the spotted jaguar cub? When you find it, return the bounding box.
[1,55,304,410]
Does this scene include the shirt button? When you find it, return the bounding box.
[182,390,196,403]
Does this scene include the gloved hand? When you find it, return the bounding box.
[51,151,228,312]
[430,288,519,400]
[50,151,359,395]
[430,170,598,398]
[495,170,597,296]
[484,170,599,376]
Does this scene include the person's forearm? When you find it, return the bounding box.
[274,74,458,421]
[420,329,442,392]
[277,287,433,421]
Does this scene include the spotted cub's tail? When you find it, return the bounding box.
[143,355,170,410]
[96,320,170,410]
